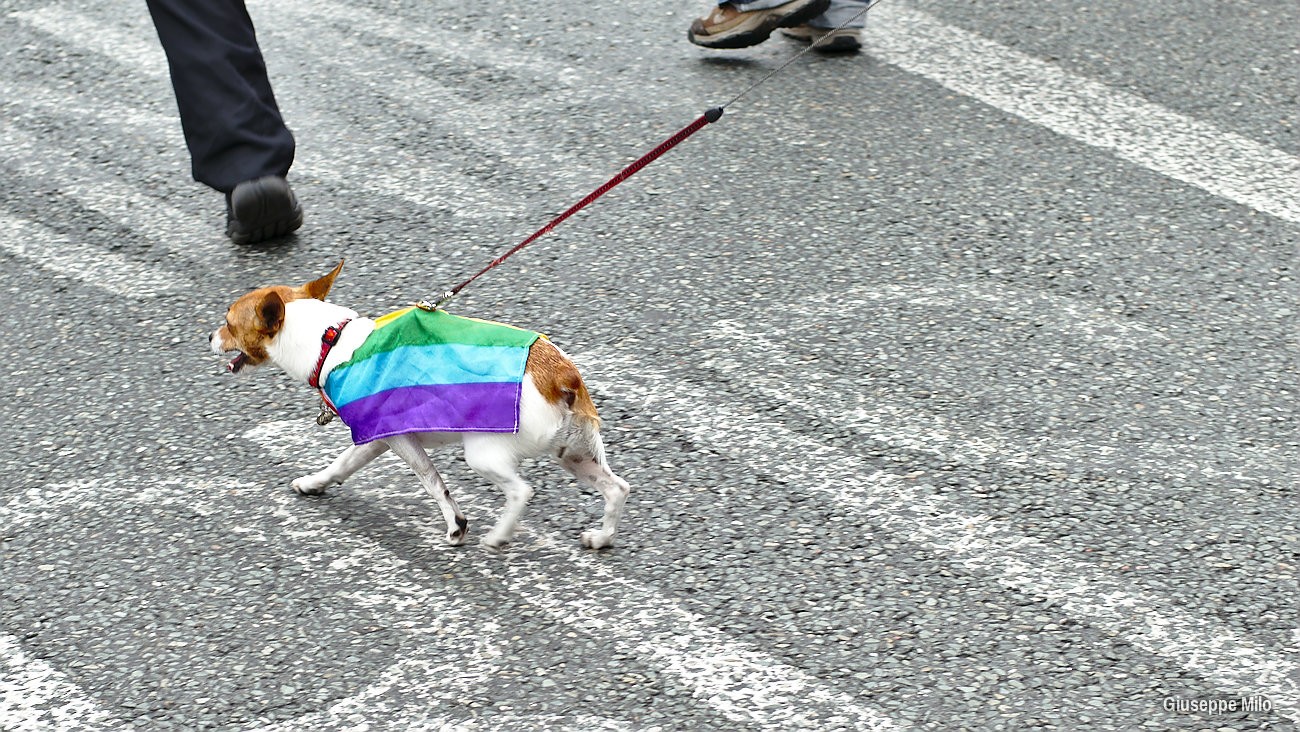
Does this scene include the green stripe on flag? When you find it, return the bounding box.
[347,308,540,362]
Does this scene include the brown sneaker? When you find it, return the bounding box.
[688,0,832,49]
[781,24,862,52]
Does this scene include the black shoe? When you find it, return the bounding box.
[225,176,304,245]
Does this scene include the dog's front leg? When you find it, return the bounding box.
[293,441,389,495]
[384,435,469,545]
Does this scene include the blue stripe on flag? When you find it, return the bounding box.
[325,342,530,408]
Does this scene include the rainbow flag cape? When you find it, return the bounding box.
[323,307,541,444]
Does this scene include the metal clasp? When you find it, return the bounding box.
[415,291,455,311]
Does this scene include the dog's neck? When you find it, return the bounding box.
[269,299,375,386]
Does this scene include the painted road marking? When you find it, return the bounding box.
[867,4,1300,223]
[0,212,184,298]
[789,280,1168,346]
[705,326,1279,483]
[242,419,904,731]
[0,478,515,731]
[1,463,903,731]
[0,478,532,731]
[576,351,1300,722]
[0,121,224,258]
[266,0,582,87]
[260,1,601,191]
[733,280,1285,481]
[0,633,121,732]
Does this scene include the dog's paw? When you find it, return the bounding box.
[480,533,509,550]
[291,475,330,495]
[580,530,615,550]
[446,517,469,546]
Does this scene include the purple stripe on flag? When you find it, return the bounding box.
[337,381,524,444]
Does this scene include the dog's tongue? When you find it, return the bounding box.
[227,353,247,373]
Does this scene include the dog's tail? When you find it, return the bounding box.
[526,338,606,462]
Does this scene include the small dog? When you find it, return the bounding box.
[209,261,629,549]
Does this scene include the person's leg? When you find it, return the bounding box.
[146,0,294,192]
[687,0,831,49]
[809,0,869,29]
[147,0,302,243]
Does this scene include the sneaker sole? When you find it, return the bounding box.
[226,177,304,245]
[813,33,861,52]
[781,26,862,52]
[689,0,833,49]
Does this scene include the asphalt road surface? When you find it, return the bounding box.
[2,0,1297,729]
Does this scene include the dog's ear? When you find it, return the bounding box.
[297,260,344,301]
[258,290,286,335]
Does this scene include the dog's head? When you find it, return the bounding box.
[209,261,344,373]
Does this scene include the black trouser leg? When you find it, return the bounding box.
[145,0,295,193]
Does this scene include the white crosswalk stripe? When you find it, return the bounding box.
[0,211,186,298]
[866,4,1300,223]
[771,284,1288,480]
[0,633,121,732]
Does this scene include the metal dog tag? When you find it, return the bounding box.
[316,403,335,426]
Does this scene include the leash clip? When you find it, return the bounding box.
[416,290,455,311]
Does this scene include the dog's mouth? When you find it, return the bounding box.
[227,352,249,373]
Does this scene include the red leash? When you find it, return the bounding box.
[425,106,724,309]
[423,0,884,310]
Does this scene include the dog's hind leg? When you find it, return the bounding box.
[385,435,469,546]
[556,432,629,550]
[292,441,389,495]
[463,436,533,549]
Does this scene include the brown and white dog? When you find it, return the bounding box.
[209,261,629,549]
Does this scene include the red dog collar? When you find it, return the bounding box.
[307,319,352,390]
